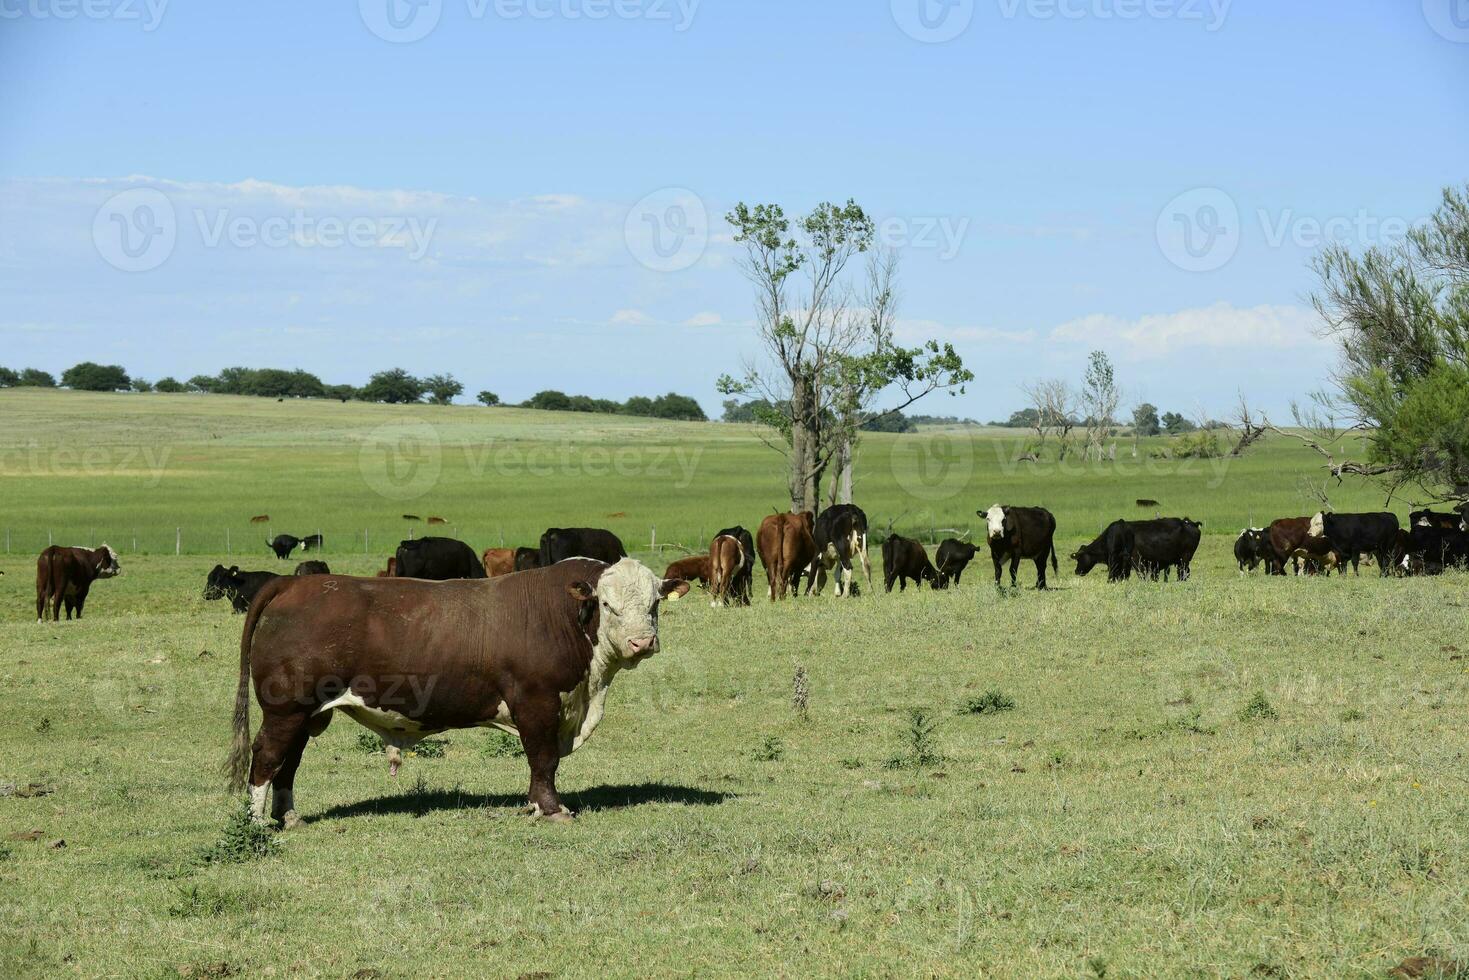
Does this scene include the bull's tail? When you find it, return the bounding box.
[1049,541,1059,574]
[858,531,872,588]
[225,578,284,791]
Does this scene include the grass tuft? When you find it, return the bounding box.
[1240,691,1279,722]
[196,804,279,865]
[960,689,1016,715]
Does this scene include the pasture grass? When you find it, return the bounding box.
[1,390,1466,977]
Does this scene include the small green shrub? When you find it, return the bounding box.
[960,690,1016,715]
[753,736,785,762]
[355,731,383,753]
[887,708,943,769]
[1340,708,1366,722]
[196,804,279,865]
[411,737,448,759]
[480,730,525,758]
[1240,691,1279,721]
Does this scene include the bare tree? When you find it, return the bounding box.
[1020,378,1079,460]
[1228,394,1268,456]
[1079,350,1120,461]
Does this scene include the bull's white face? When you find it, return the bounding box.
[96,544,121,578]
[1308,512,1325,538]
[985,505,1005,540]
[590,559,689,665]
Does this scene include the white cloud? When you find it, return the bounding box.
[894,317,1034,345]
[611,308,654,325]
[683,311,723,327]
[1048,302,1325,356]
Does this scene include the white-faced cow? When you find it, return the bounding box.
[34,544,121,621]
[982,505,1058,589]
[1311,511,1400,576]
[226,558,690,827]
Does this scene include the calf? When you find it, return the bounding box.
[300,534,323,552]
[480,548,516,578]
[982,505,1058,589]
[663,554,711,587]
[514,547,543,572]
[539,527,627,567]
[1312,512,1400,576]
[204,565,281,614]
[268,534,301,560]
[1288,537,1338,576]
[395,537,487,580]
[934,539,978,588]
[708,534,747,606]
[881,535,940,592]
[1234,528,1271,573]
[1401,523,1469,574]
[35,545,121,621]
[294,561,331,576]
[806,504,871,597]
[226,558,690,826]
[712,525,755,605]
[376,557,397,578]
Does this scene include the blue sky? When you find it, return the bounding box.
[2,0,1466,419]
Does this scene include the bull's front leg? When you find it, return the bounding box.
[514,695,573,822]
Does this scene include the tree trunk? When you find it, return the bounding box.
[831,439,852,506]
[789,373,819,513]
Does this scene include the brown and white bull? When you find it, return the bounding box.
[226,558,689,826]
[708,533,746,607]
[35,544,121,621]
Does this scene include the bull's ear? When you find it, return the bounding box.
[567,582,595,602]
[229,565,239,573]
[660,579,691,601]
[1068,552,1079,560]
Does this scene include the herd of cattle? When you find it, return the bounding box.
[23,500,1469,826]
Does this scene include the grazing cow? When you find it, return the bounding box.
[934,539,978,588]
[427,516,447,525]
[712,525,755,605]
[1136,499,1160,508]
[708,534,747,606]
[982,505,1059,589]
[376,557,397,578]
[539,527,627,567]
[395,537,487,580]
[1288,536,1338,576]
[1401,523,1469,574]
[402,514,422,522]
[757,511,815,601]
[1410,509,1461,530]
[881,535,941,592]
[1312,512,1400,576]
[268,534,301,560]
[1073,519,1201,582]
[1234,528,1272,573]
[226,558,690,826]
[663,554,711,587]
[480,548,516,578]
[204,565,281,614]
[806,504,871,597]
[514,547,543,572]
[1266,518,1312,575]
[250,515,270,524]
[294,561,331,576]
[300,534,323,552]
[34,545,120,621]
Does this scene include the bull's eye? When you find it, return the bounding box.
[603,601,620,617]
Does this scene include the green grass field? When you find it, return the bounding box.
[2,390,1466,978]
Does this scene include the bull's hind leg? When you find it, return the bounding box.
[1033,556,1048,590]
[247,712,311,825]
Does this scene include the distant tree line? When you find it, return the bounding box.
[0,361,707,417]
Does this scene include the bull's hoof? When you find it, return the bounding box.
[280,811,304,831]
[541,807,575,823]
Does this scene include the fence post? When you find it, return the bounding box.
[48,529,53,546]
[226,527,230,554]
[650,526,656,552]
[364,528,369,554]
[176,527,181,556]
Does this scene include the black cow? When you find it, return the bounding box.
[981,505,1058,589]
[1074,518,1201,582]
[713,525,755,605]
[300,534,323,551]
[1401,523,1469,575]
[806,504,871,597]
[1409,509,1461,530]
[293,560,330,576]
[1312,512,1400,576]
[514,547,543,572]
[268,534,301,560]
[204,565,281,613]
[538,527,627,566]
[1234,528,1272,573]
[394,537,487,580]
[934,539,978,588]
[881,535,941,592]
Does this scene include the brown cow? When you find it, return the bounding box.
[756,511,815,601]
[375,557,397,577]
[249,514,270,524]
[663,554,710,587]
[35,545,121,621]
[226,559,689,826]
[708,534,746,607]
[1266,517,1311,575]
[480,548,516,578]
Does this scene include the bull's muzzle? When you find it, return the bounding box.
[625,635,657,657]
